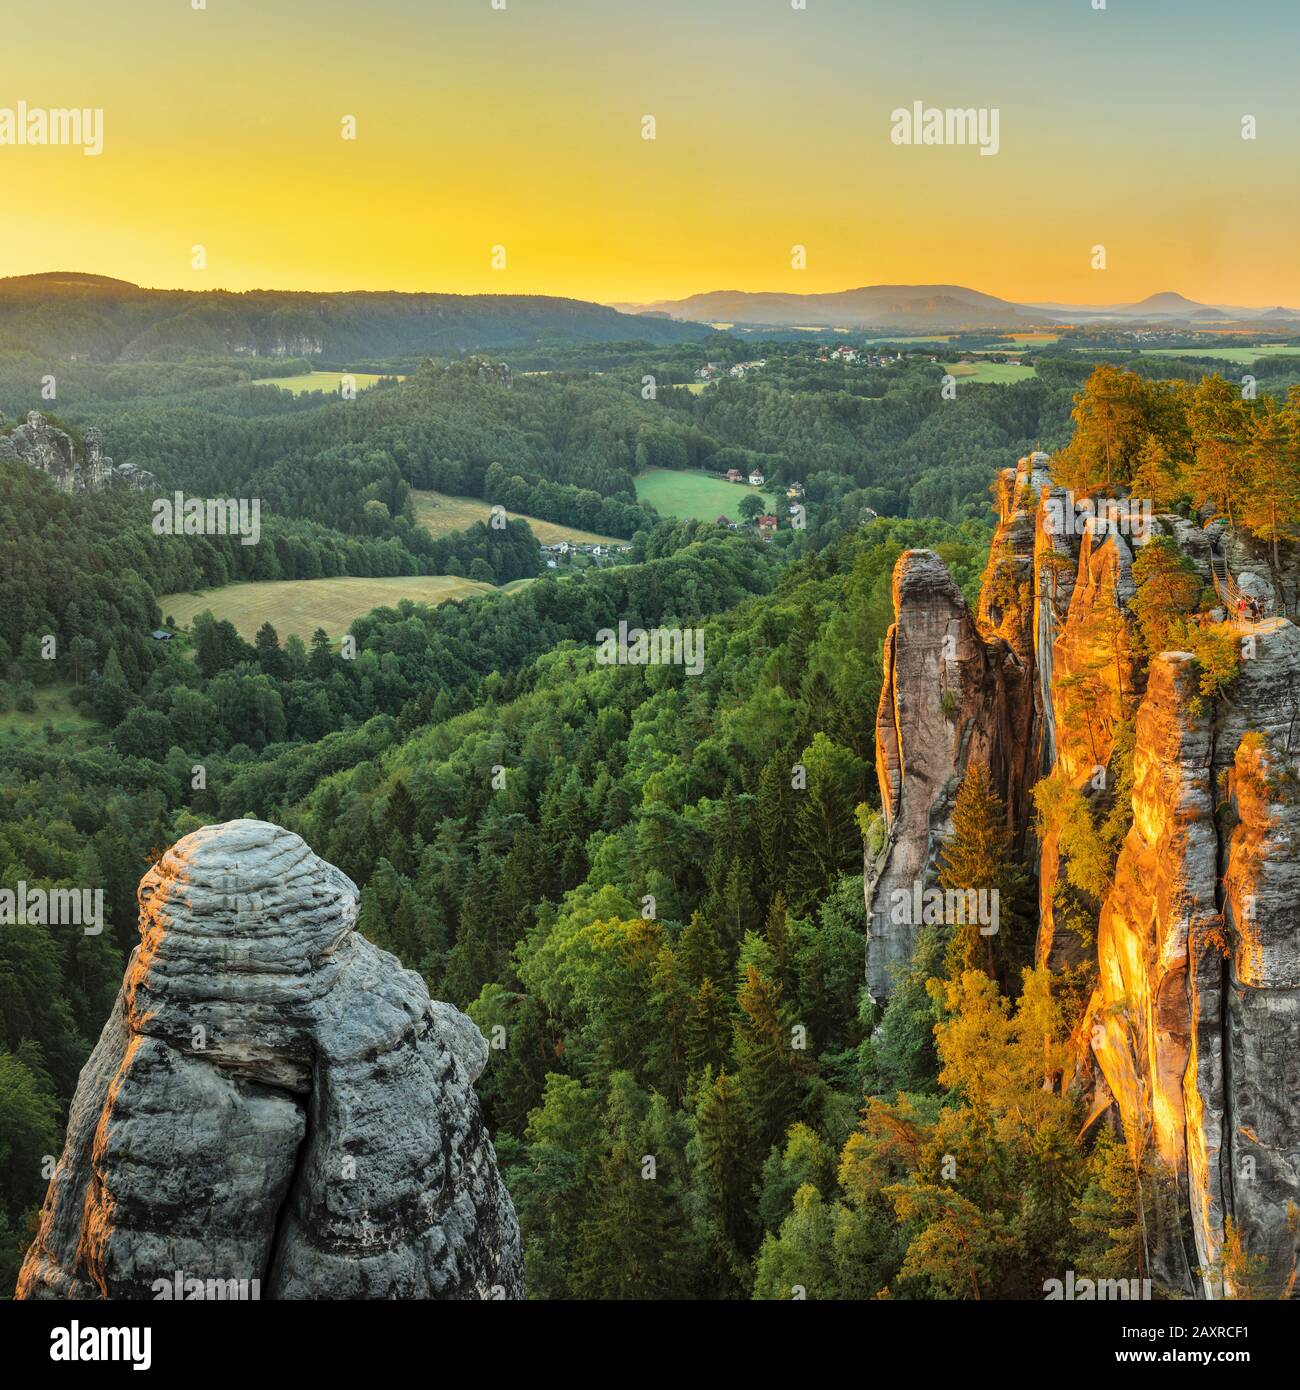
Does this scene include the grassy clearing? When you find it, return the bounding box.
[250,370,402,395]
[635,467,779,522]
[411,490,622,547]
[945,361,1038,384]
[1136,346,1300,364]
[0,683,98,746]
[160,575,494,642]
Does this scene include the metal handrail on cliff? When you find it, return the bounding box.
[1210,549,1248,617]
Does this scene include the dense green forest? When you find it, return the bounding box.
[4,334,1296,1296]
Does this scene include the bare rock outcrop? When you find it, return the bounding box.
[868,443,1300,1295]
[865,454,1049,1002]
[16,819,523,1301]
[1087,621,1300,1297]
[865,546,1028,1002]
[1035,520,1142,971]
[2,412,157,493]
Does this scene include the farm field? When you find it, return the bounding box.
[250,370,402,395]
[1136,346,1300,363]
[160,575,494,642]
[945,360,1038,383]
[635,467,778,522]
[411,490,621,546]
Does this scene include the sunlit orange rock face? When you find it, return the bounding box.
[16,820,523,1301]
[875,448,1300,1297]
[1086,653,1222,1289]
[1088,621,1300,1297]
[1034,516,1141,971]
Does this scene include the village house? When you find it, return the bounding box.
[748,470,765,486]
[757,514,779,540]
[725,468,744,483]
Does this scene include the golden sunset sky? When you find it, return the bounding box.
[3,0,1297,306]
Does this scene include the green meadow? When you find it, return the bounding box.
[945,361,1038,384]
[634,468,779,522]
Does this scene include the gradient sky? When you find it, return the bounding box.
[3,0,1298,305]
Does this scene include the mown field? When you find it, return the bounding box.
[250,370,402,395]
[160,575,494,642]
[634,467,779,522]
[945,360,1038,383]
[411,490,621,546]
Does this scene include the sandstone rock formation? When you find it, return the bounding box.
[868,448,1300,1296]
[16,819,523,1301]
[1087,621,1300,1297]
[1,411,157,493]
[864,453,1048,1002]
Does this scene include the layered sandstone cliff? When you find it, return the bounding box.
[864,453,1047,1002]
[16,819,523,1301]
[0,411,157,493]
[868,451,1300,1297]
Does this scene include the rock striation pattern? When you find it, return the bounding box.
[866,551,1027,1002]
[0,412,157,493]
[865,454,1048,1002]
[868,448,1300,1297]
[16,819,523,1301]
[1087,621,1300,1296]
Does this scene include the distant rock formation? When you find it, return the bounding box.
[474,359,513,388]
[0,412,157,493]
[16,820,523,1301]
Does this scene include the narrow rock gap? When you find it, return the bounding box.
[262,1063,318,1298]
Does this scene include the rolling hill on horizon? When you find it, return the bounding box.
[611,282,1300,330]
[0,272,711,361]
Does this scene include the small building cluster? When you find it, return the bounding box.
[538,540,632,571]
[695,359,767,381]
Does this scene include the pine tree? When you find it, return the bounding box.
[734,964,804,1155]
[308,627,334,678]
[677,911,726,993]
[684,978,731,1078]
[691,1067,754,1289]
[938,764,1031,984]
[1245,396,1300,571]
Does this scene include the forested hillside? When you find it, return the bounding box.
[5,336,1297,1299]
[0,273,709,359]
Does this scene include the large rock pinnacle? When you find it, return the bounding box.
[16,819,523,1300]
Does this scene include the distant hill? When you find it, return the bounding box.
[1121,291,1212,314]
[0,273,710,360]
[1028,290,1298,324]
[615,281,1300,331]
[611,283,1037,330]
